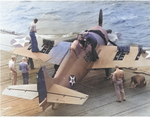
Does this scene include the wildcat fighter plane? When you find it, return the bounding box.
[2,9,150,110]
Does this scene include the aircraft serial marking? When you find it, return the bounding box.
[84,51,91,62]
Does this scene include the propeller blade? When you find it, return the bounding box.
[99,9,103,27]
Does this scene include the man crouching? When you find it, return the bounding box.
[129,74,146,88]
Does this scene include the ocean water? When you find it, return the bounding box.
[0,1,150,47]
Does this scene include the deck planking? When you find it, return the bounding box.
[0,50,150,116]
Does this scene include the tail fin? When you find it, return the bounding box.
[37,66,54,110]
[37,66,89,110]
[42,66,54,90]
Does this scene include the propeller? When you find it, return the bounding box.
[99,9,103,27]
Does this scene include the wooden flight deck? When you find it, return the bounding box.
[1,95,42,116]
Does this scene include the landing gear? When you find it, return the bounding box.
[27,58,35,69]
[104,68,111,80]
[52,103,56,110]
[52,64,59,78]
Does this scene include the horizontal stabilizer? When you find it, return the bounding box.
[2,84,38,100]
[47,84,89,105]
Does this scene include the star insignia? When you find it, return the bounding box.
[145,51,150,59]
[69,75,76,86]
[12,36,30,47]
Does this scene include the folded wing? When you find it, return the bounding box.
[48,41,71,65]
[12,46,51,62]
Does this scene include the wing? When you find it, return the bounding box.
[12,41,71,63]
[92,45,150,69]
[48,41,71,65]
[1,33,71,63]
[2,84,38,100]
[12,45,51,62]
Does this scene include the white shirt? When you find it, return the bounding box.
[29,22,37,32]
[9,60,16,71]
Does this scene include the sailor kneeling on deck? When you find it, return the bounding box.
[129,74,146,88]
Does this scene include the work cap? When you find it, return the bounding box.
[77,32,89,41]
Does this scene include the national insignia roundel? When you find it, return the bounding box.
[69,75,76,87]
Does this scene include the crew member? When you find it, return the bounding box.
[27,57,35,69]
[112,65,126,102]
[105,68,111,80]
[77,32,88,48]
[19,57,29,84]
[9,55,17,85]
[29,18,39,52]
[84,34,99,61]
[129,74,146,88]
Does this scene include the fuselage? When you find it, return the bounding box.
[53,26,108,88]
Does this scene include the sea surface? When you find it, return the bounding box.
[0,1,150,47]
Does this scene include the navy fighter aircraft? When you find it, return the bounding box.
[2,9,150,110]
